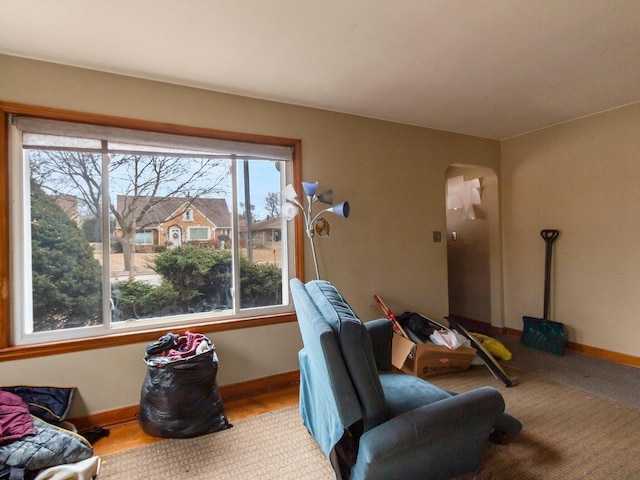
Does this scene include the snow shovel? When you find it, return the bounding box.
[521,229,566,356]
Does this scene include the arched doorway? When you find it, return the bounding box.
[445,165,502,333]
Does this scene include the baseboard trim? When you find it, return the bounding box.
[69,370,300,432]
[221,370,300,400]
[504,327,640,367]
[447,315,493,335]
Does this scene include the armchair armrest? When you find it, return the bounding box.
[352,386,505,480]
[365,318,393,372]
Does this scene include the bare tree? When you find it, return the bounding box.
[31,150,229,278]
[264,192,281,218]
[31,151,103,237]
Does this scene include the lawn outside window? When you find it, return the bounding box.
[0,103,303,354]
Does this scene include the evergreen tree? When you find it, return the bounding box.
[80,217,101,242]
[30,179,103,331]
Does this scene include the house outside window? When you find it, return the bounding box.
[5,107,301,347]
[117,198,227,252]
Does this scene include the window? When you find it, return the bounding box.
[135,230,154,245]
[3,105,302,348]
[188,226,210,241]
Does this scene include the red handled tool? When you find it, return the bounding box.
[374,294,409,338]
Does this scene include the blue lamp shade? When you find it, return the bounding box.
[331,201,350,218]
[302,181,319,197]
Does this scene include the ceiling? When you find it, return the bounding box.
[1,0,639,140]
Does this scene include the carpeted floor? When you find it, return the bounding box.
[497,335,640,407]
[100,365,640,480]
[429,365,640,479]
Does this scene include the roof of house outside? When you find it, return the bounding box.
[116,195,231,229]
[238,216,282,232]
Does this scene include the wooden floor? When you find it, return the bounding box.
[92,384,299,457]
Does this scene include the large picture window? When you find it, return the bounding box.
[4,108,302,347]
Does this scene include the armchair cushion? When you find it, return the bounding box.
[379,373,451,418]
[305,281,386,431]
[292,281,362,459]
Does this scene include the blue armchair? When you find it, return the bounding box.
[291,279,520,480]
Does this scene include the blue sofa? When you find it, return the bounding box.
[291,279,520,480]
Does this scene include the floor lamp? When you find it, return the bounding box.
[282,181,350,280]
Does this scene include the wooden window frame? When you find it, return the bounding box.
[0,102,305,361]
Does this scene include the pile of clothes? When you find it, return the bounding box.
[144,331,213,366]
[0,386,100,480]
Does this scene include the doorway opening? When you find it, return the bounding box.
[445,165,502,334]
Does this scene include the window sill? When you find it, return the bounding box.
[0,312,297,361]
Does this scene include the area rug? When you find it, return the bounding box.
[98,406,333,480]
[99,367,640,479]
[429,366,640,479]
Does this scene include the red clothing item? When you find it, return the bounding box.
[0,391,35,444]
[167,331,208,359]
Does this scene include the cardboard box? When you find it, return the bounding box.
[391,333,476,379]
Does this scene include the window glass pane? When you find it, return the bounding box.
[28,150,104,332]
[109,152,233,321]
[237,159,284,309]
[188,227,209,241]
[135,230,153,244]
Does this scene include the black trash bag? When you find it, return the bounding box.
[397,311,437,342]
[138,346,232,438]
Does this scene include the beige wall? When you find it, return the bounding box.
[502,103,640,357]
[0,324,301,418]
[0,55,501,417]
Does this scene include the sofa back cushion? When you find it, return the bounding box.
[305,281,386,431]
